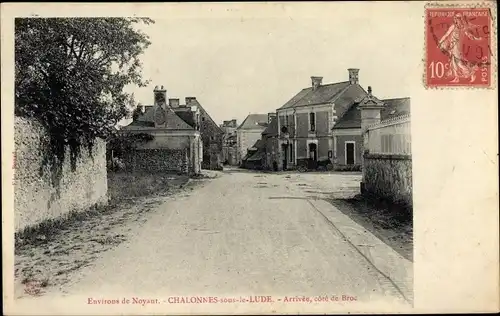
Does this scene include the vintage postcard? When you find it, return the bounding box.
[2,1,498,315]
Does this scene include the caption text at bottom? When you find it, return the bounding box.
[87,295,359,306]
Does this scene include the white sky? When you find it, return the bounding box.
[125,2,422,126]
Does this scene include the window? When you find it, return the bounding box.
[309,112,316,132]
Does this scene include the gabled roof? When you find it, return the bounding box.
[261,116,278,137]
[237,114,269,130]
[174,108,196,128]
[250,139,266,150]
[278,81,351,109]
[122,105,194,131]
[190,99,224,135]
[245,139,266,161]
[332,97,411,130]
[330,84,368,118]
[380,98,411,119]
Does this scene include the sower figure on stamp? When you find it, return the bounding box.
[438,13,484,83]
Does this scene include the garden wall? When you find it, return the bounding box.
[122,148,189,174]
[362,153,412,207]
[14,117,108,232]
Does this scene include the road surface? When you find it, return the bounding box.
[25,169,413,312]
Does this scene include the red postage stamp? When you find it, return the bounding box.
[425,3,495,88]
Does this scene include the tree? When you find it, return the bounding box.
[15,17,154,183]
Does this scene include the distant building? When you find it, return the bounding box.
[262,113,279,170]
[220,119,238,166]
[120,86,202,175]
[170,97,224,170]
[242,112,278,171]
[236,114,269,165]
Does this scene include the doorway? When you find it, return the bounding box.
[282,144,288,170]
[308,143,317,162]
[346,142,355,165]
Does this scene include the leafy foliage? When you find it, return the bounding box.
[15,17,154,186]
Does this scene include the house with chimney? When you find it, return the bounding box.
[276,68,369,170]
[119,86,203,175]
[169,97,224,170]
[236,113,269,165]
[220,119,238,166]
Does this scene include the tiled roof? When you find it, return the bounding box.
[246,149,265,162]
[332,97,411,130]
[250,139,266,150]
[174,109,196,128]
[246,139,266,161]
[190,99,224,134]
[122,105,194,131]
[380,97,411,120]
[261,116,278,137]
[237,114,269,130]
[278,81,351,109]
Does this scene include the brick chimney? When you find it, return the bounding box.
[311,76,323,91]
[154,85,167,107]
[348,68,359,85]
[169,98,180,108]
[185,97,197,105]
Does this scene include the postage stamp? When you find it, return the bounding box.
[425,3,495,88]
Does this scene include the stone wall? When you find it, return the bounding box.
[14,117,108,232]
[362,153,412,206]
[122,149,189,174]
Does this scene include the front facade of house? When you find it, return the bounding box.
[120,86,202,175]
[331,90,411,169]
[276,69,368,170]
[236,114,268,165]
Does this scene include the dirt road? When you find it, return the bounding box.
[16,169,413,313]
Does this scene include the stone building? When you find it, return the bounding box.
[120,86,202,175]
[275,68,368,170]
[220,119,238,166]
[170,97,223,170]
[262,113,279,170]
